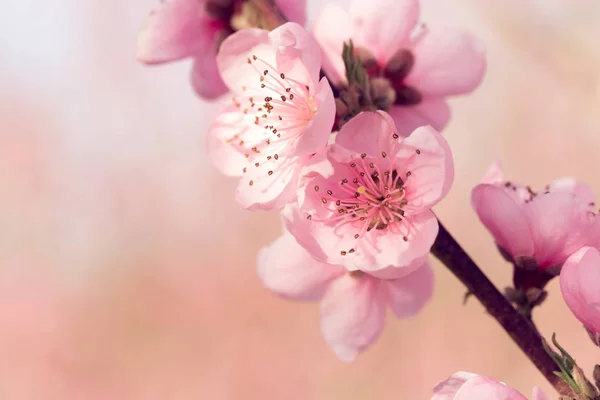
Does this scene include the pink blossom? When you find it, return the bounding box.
[432,372,549,400]
[136,0,307,99]
[207,22,335,210]
[283,111,453,278]
[313,0,486,136]
[258,232,433,362]
[472,162,599,272]
[560,246,600,336]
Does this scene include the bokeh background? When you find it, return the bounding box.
[2,0,600,398]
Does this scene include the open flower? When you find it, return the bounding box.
[313,0,486,136]
[258,232,433,362]
[472,162,599,273]
[432,372,548,400]
[207,22,335,210]
[137,0,307,99]
[560,246,600,338]
[284,111,453,277]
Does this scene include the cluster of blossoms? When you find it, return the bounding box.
[137,0,600,398]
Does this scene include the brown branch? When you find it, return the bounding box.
[431,222,575,397]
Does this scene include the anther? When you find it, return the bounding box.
[415,149,421,154]
[249,180,254,186]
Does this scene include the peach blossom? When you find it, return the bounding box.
[208,22,335,210]
[284,111,453,277]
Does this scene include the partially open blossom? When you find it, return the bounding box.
[432,372,549,400]
[284,111,453,277]
[560,246,600,337]
[207,22,335,210]
[137,0,306,99]
[472,162,599,273]
[313,0,486,136]
[258,232,433,362]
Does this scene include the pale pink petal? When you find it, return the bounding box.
[235,155,302,210]
[137,0,220,64]
[282,204,330,262]
[406,28,486,97]
[388,99,451,138]
[320,274,386,362]
[526,192,597,268]
[432,372,479,400]
[349,0,420,65]
[190,54,228,99]
[292,78,336,156]
[471,184,534,259]
[481,161,505,185]
[257,233,345,301]
[396,125,454,212]
[217,28,272,93]
[335,111,399,158]
[312,3,355,85]
[275,0,307,25]
[207,103,260,177]
[560,247,600,334]
[383,261,433,318]
[453,376,527,400]
[531,387,550,400]
[550,177,596,205]
[364,211,439,278]
[269,22,322,87]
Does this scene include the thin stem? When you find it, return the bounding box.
[431,222,575,397]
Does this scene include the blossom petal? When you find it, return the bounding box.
[190,54,228,100]
[388,99,451,138]
[383,261,434,318]
[481,161,505,185]
[137,0,219,64]
[526,192,598,268]
[349,0,419,65]
[454,376,527,400]
[560,246,600,334]
[406,28,486,97]
[550,177,596,205]
[292,77,336,156]
[235,155,302,210]
[257,233,344,301]
[472,184,534,259]
[364,211,439,278]
[312,3,354,85]
[217,28,272,93]
[207,103,260,177]
[275,0,307,26]
[432,372,479,400]
[335,111,399,158]
[396,125,454,212]
[320,274,386,362]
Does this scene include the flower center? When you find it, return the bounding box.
[311,155,415,256]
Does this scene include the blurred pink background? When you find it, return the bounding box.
[2,0,600,398]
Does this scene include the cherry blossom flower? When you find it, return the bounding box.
[137,0,306,99]
[432,372,549,400]
[472,162,599,273]
[283,111,453,277]
[207,22,335,210]
[258,232,433,361]
[313,0,486,136]
[560,246,600,338]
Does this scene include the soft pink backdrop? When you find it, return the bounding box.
[1,0,600,398]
